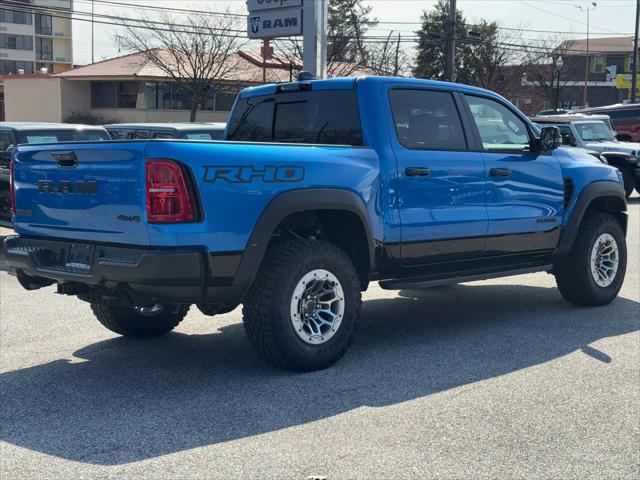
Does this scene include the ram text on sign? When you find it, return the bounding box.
[247,7,303,39]
[247,0,303,13]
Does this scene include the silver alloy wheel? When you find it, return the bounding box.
[290,269,345,345]
[590,233,619,287]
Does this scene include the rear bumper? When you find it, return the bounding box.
[3,236,244,305]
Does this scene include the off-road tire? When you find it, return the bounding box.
[620,167,635,198]
[90,302,189,337]
[243,239,361,372]
[555,212,626,306]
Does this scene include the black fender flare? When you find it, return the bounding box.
[232,188,375,295]
[556,181,627,257]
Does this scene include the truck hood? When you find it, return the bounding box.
[556,147,605,165]
[584,140,640,157]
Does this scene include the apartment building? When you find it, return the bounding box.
[0,0,73,75]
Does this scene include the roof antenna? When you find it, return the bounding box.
[297,71,316,81]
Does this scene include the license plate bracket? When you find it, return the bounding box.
[66,244,95,272]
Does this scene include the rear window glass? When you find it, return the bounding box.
[181,131,225,140]
[227,90,363,146]
[17,130,110,144]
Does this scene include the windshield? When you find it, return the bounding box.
[17,129,110,144]
[574,122,615,142]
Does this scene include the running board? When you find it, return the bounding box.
[379,263,553,290]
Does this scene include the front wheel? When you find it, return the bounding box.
[243,239,361,372]
[620,167,635,198]
[90,302,189,337]
[554,212,627,306]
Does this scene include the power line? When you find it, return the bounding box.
[1,1,631,55]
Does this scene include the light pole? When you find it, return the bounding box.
[555,56,564,111]
[576,2,597,107]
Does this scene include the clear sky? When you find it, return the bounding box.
[71,0,637,65]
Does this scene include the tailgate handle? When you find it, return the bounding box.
[51,151,78,168]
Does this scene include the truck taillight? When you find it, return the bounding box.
[9,159,16,216]
[146,159,196,224]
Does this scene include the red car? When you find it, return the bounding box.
[577,104,640,143]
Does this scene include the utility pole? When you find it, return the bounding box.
[91,0,95,64]
[577,2,597,107]
[303,0,328,79]
[444,0,457,82]
[631,0,639,102]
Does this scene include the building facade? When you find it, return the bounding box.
[0,0,73,75]
[1,50,373,123]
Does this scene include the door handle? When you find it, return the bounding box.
[405,167,431,177]
[490,168,512,177]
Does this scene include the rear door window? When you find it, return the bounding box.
[152,131,176,139]
[0,132,13,151]
[389,89,467,150]
[127,130,150,140]
[227,90,363,146]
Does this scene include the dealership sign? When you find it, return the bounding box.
[247,6,303,39]
[246,0,303,12]
[247,0,303,39]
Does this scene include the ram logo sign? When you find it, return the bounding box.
[247,7,303,39]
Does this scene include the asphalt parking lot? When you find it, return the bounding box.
[1,197,638,480]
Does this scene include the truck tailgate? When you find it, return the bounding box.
[13,142,149,245]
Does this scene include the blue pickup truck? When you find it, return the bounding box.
[4,77,628,371]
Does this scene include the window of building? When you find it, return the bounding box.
[90,81,140,109]
[590,55,606,74]
[0,60,34,75]
[117,82,139,108]
[91,82,118,108]
[215,90,238,111]
[36,38,53,61]
[524,96,532,105]
[389,89,467,151]
[464,95,531,152]
[0,34,33,51]
[35,14,53,35]
[0,8,33,25]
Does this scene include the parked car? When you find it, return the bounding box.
[0,122,110,226]
[573,104,640,143]
[537,108,571,116]
[532,115,640,197]
[4,77,628,371]
[105,123,227,141]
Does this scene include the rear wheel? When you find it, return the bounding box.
[243,239,361,372]
[90,301,189,337]
[554,212,626,306]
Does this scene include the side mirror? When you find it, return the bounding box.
[539,126,562,152]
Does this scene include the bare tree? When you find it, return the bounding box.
[522,39,576,107]
[118,11,245,121]
[272,0,378,78]
[367,32,411,76]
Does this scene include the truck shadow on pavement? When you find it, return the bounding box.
[1,284,638,465]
